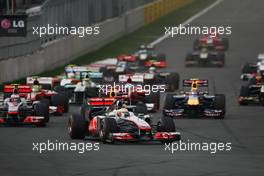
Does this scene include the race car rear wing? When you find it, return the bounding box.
[27,77,54,85]
[119,74,144,83]
[87,98,115,106]
[4,84,31,94]
[65,66,89,73]
[183,79,209,87]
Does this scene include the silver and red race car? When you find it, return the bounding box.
[26,77,69,115]
[0,85,49,127]
[68,98,180,143]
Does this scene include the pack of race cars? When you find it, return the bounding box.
[239,53,264,105]
[185,33,228,67]
[4,32,255,144]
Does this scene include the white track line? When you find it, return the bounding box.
[150,0,224,46]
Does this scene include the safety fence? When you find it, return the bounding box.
[0,0,155,60]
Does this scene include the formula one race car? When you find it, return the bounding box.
[240,53,264,80]
[185,47,225,67]
[0,86,49,127]
[58,65,102,104]
[193,33,229,51]
[68,98,180,143]
[163,79,226,119]
[99,61,134,82]
[26,77,69,114]
[238,75,264,105]
[118,66,180,91]
[98,79,161,112]
[134,45,167,68]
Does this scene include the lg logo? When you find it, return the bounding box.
[0,15,27,36]
[1,19,25,29]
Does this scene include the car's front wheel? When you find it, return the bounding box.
[68,114,87,139]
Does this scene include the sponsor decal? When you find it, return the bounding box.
[0,15,27,36]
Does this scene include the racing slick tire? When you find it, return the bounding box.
[85,87,99,98]
[40,98,50,107]
[54,86,70,100]
[144,92,160,111]
[157,116,176,132]
[99,118,119,143]
[68,114,87,139]
[51,94,69,114]
[165,72,180,91]
[193,39,199,50]
[157,116,179,142]
[249,77,257,85]
[35,102,49,127]
[239,86,250,105]
[163,94,175,110]
[217,53,225,67]
[185,53,195,67]
[134,103,148,115]
[222,38,229,51]
[214,94,226,119]
[100,67,118,82]
[260,93,264,106]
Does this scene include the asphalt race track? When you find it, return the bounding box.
[1,0,264,175]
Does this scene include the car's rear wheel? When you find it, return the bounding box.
[85,87,99,98]
[165,72,180,91]
[51,94,69,114]
[239,86,249,106]
[68,114,87,139]
[163,94,175,110]
[214,94,226,119]
[193,39,199,50]
[144,92,160,111]
[222,38,229,50]
[35,102,49,127]
[134,103,148,115]
[185,53,195,67]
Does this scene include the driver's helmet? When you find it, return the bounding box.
[32,85,41,92]
[10,94,21,103]
[191,81,198,92]
[67,72,75,79]
[149,67,156,73]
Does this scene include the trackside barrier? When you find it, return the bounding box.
[144,0,193,25]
